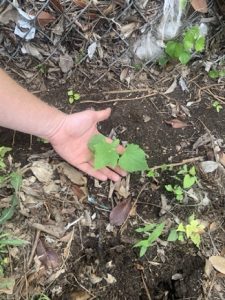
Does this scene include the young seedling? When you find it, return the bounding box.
[67,89,80,104]
[212,101,223,113]
[0,146,11,170]
[209,69,225,79]
[134,222,165,257]
[165,165,197,202]
[167,214,205,248]
[88,134,149,172]
[164,25,205,65]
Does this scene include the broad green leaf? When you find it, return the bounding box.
[177,223,185,232]
[174,186,183,195]
[10,172,22,192]
[167,229,178,242]
[165,185,173,192]
[118,144,148,172]
[88,134,105,152]
[0,277,15,292]
[174,43,185,59]
[190,233,201,247]
[133,239,149,248]
[158,56,169,66]
[165,41,180,58]
[188,213,195,223]
[209,70,220,79]
[195,36,205,52]
[178,232,184,241]
[189,166,196,176]
[136,223,156,233]
[176,194,183,201]
[179,0,187,10]
[139,246,148,257]
[148,222,165,245]
[183,174,196,189]
[219,70,225,77]
[68,97,74,104]
[67,90,74,96]
[93,139,120,169]
[179,52,191,64]
[74,93,80,100]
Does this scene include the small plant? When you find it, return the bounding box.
[0,232,27,275]
[0,146,11,170]
[212,101,223,113]
[208,69,225,79]
[37,137,49,144]
[88,134,148,172]
[31,293,51,300]
[164,25,205,65]
[147,168,160,178]
[67,89,80,104]
[167,214,205,247]
[165,165,197,201]
[36,64,48,75]
[134,222,165,257]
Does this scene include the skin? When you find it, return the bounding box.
[0,69,126,181]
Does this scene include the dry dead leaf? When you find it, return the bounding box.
[165,119,188,129]
[110,199,132,226]
[205,259,213,277]
[104,273,117,284]
[37,11,55,27]
[164,78,177,94]
[59,53,74,73]
[36,239,60,270]
[73,0,88,8]
[120,22,138,38]
[209,256,225,274]
[30,160,53,183]
[69,291,90,300]
[191,0,208,13]
[57,162,86,185]
[50,0,64,12]
[89,273,103,284]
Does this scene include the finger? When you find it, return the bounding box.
[95,108,111,122]
[111,166,127,177]
[94,166,121,182]
[78,163,108,181]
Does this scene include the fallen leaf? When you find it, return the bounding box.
[160,194,171,216]
[30,160,53,183]
[205,259,213,277]
[50,0,64,12]
[89,273,103,284]
[110,199,132,226]
[21,43,43,60]
[71,185,87,201]
[191,0,208,13]
[165,119,188,129]
[104,273,117,284]
[120,22,138,38]
[200,161,219,173]
[164,78,177,94]
[209,256,225,274]
[69,291,90,300]
[36,239,60,269]
[73,0,88,8]
[57,162,86,185]
[0,4,18,25]
[59,53,74,73]
[0,277,15,295]
[37,11,55,27]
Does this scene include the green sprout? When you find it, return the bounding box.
[212,101,223,113]
[67,89,80,104]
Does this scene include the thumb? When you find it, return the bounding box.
[95,108,111,122]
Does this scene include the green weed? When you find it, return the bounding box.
[208,69,225,79]
[67,89,80,104]
[212,101,223,112]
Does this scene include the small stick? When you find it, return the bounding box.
[141,272,152,300]
[27,230,40,268]
[80,92,157,104]
[150,156,204,171]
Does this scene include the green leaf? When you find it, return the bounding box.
[88,134,105,152]
[0,277,15,291]
[118,144,148,172]
[10,172,22,192]
[167,229,178,242]
[67,90,74,96]
[74,93,80,101]
[0,147,11,159]
[68,97,74,104]
[136,223,156,233]
[209,70,220,79]
[177,223,185,232]
[183,174,196,189]
[189,166,196,176]
[195,36,205,52]
[93,139,120,169]
[0,195,18,225]
[158,56,169,66]
[174,185,183,195]
[139,246,148,257]
[178,232,184,241]
[133,239,149,248]
[219,70,225,77]
[0,238,27,246]
[165,41,181,58]
[176,194,183,201]
[165,184,173,192]
[147,222,165,245]
[179,0,187,10]
[190,233,201,247]
[179,52,191,64]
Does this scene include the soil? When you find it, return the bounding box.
[1,64,225,300]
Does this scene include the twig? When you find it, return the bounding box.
[141,272,152,300]
[80,92,157,104]
[150,156,204,171]
[82,88,155,96]
[27,230,40,268]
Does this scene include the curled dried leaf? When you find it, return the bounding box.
[36,239,60,270]
[110,199,132,226]
[191,0,208,13]
[37,11,55,27]
[165,119,188,129]
[209,256,225,274]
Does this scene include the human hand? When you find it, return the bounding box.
[49,108,126,181]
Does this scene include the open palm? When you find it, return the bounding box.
[49,108,125,181]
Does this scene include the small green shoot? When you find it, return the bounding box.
[134,222,165,257]
[147,169,159,178]
[168,214,205,247]
[88,134,148,172]
[165,165,197,202]
[212,101,223,113]
[0,146,11,170]
[164,26,205,65]
[31,293,51,300]
[208,69,225,79]
[67,89,80,104]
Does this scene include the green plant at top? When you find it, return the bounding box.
[212,101,223,113]
[165,165,197,201]
[67,89,80,104]
[134,222,165,257]
[88,134,149,172]
[167,214,205,247]
[165,26,205,65]
[0,232,27,276]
